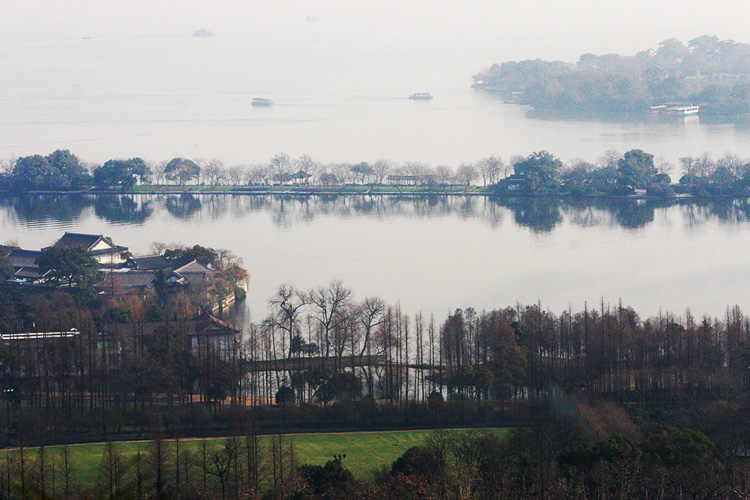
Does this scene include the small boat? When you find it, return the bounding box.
[409,93,433,100]
[665,105,700,115]
[193,29,214,38]
[650,104,699,115]
[252,98,273,107]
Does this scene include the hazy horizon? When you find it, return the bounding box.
[3,1,750,168]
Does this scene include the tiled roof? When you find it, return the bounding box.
[14,267,47,280]
[174,260,213,275]
[178,271,209,283]
[52,232,104,250]
[7,248,43,268]
[133,255,172,270]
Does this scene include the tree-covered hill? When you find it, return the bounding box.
[475,36,750,115]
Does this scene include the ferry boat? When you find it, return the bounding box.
[251,98,273,107]
[665,105,700,115]
[409,93,433,100]
[193,29,214,37]
[650,104,699,115]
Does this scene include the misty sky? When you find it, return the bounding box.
[3,1,748,62]
[2,1,750,167]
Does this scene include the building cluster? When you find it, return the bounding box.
[1,232,214,296]
[1,233,240,363]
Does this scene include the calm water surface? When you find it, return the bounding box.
[2,194,749,324]
[4,2,750,325]
[2,1,750,167]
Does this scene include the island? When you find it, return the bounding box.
[473,35,750,116]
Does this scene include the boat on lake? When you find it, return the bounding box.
[650,104,700,115]
[252,98,273,107]
[409,93,433,100]
[665,105,700,115]
[193,29,214,37]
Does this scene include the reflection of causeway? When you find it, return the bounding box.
[222,195,750,231]
[3,194,750,230]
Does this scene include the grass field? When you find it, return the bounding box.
[0,429,507,488]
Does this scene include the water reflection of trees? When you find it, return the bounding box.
[4,193,750,231]
[0,194,91,222]
[94,195,153,224]
[164,193,202,219]
[221,194,505,228]
[493,198,562,232]
[681,199,750,227]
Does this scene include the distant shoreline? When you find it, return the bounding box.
[0,185,740,202]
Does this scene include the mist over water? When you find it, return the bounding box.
[2,1,750,166]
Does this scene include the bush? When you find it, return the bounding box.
[233,285,247,302]
[275,386,295,404]
[646,183,676,198]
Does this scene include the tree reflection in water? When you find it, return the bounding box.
[0,194,90,222]
[165,193,202,219]
[94,195,153,224]
[3,193,750,231]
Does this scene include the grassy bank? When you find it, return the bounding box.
[0,429,507,487]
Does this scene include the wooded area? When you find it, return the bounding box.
[476,35,750,115]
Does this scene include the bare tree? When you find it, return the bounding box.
[269,153,292,185]
[404,161,429,177]
[476,156,504,186]
[152,161,168,185]
[269,285,308,359]
[309,281,354,358]
[204,159,226,186]
[372,159,396,184]
[245,164,268,185]
[0,156,14,176]
[598,149,621,169]
[148,433,171,499]
[435,165,453,185]
[244,421,263,497]
[208,438,240,500]
[656,156,674,176]
[331,163,353,184]
[455,164,479,186]
[295,154,319,179]
[97,441,125,500]
[567,157,594,172]
[695,152,715,177]
[716,152,744,177]
[60,444,78,498]
[32,445,51,499]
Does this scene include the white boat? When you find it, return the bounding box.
[409,93,433,100]
[651,104,699,115]
[193,29,214,38]
[252,98,273,107]
[665,105,699,115]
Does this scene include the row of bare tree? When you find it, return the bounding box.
[3,279,750,446]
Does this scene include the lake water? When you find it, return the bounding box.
[3,1,750,169]
[3,2,750,325]
[2,194,749,324]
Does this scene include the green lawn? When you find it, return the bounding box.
[1,429,507,487]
